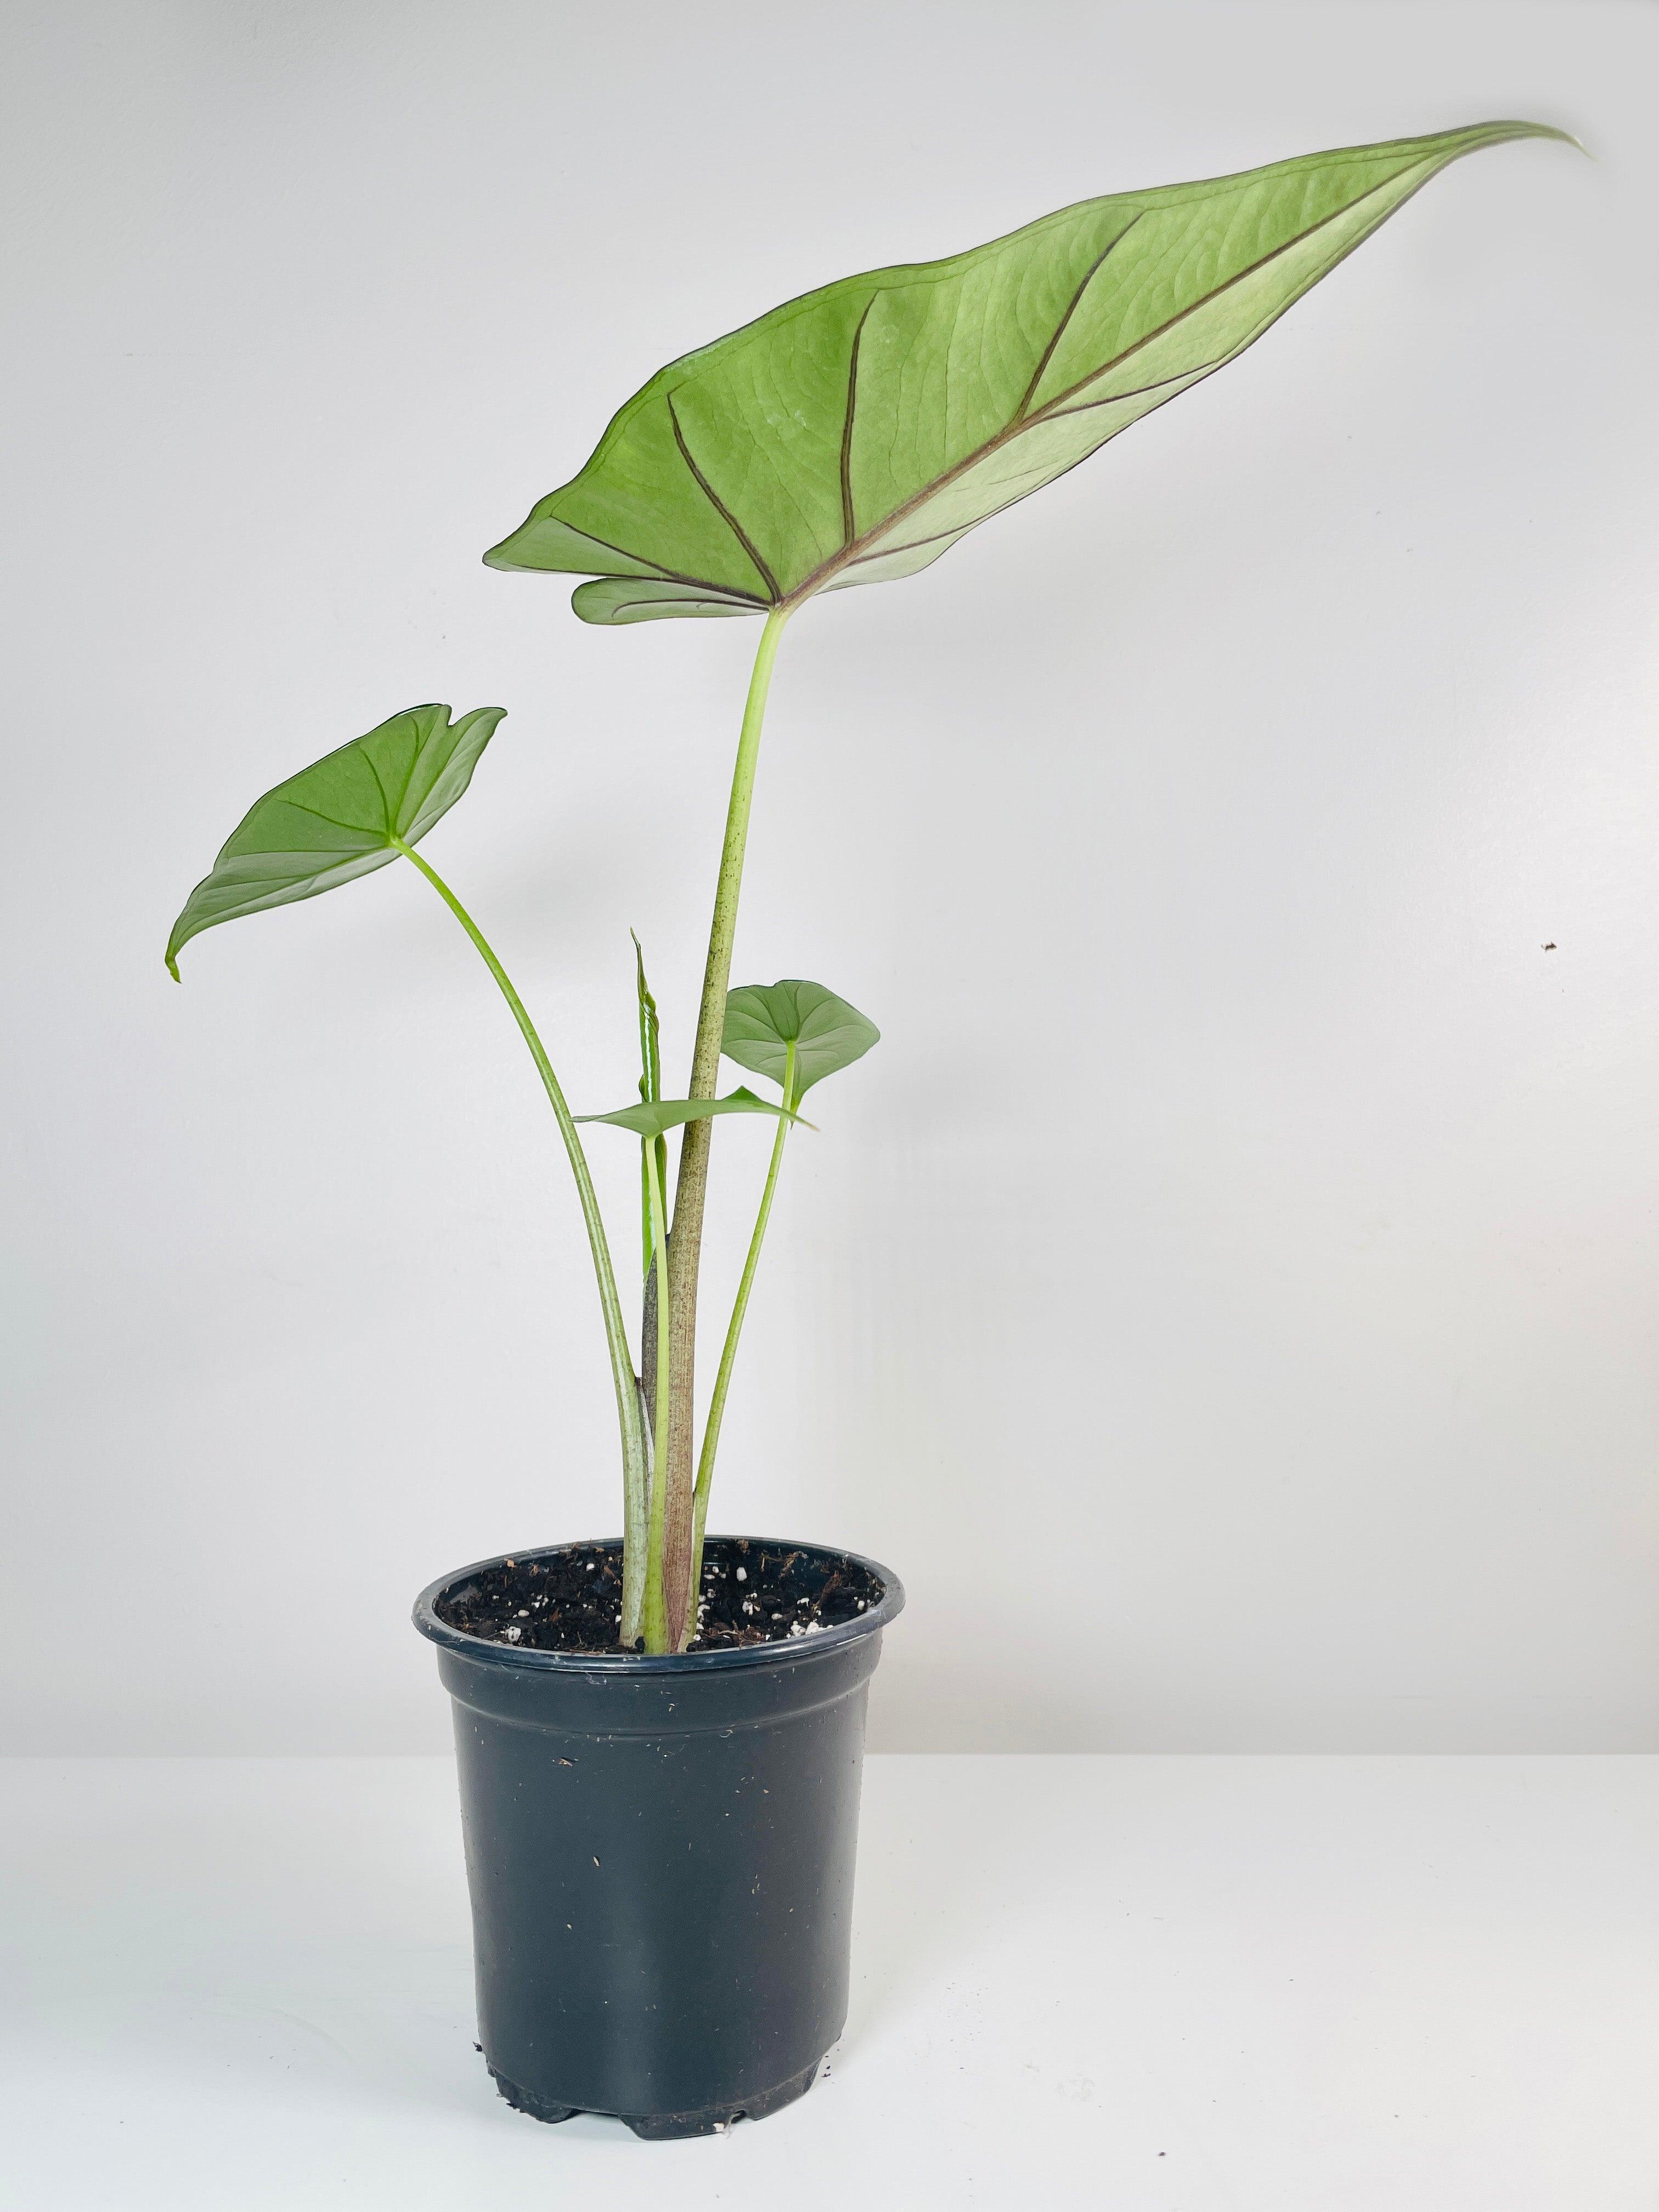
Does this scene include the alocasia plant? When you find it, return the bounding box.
[169,122,1569,1652]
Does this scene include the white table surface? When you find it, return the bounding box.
[3,1755,1655,2209]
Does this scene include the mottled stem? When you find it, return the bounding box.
[659,608,790,1647]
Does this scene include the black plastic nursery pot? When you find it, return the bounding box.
[413,1534,904,2140]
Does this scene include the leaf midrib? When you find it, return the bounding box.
[780,159,1435,605]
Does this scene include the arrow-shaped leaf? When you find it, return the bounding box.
[485,122,1571,626]
[165,704,505,976]
[721,980,879,1097]
[577,1088,810,1139]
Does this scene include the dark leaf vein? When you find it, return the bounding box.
[840,297,874,549]
[665,387,780,602]
[782,159,1430,606]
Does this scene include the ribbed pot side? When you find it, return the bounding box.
[414,1536,904,2140]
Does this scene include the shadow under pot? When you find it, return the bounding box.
[413,1534,905,2140]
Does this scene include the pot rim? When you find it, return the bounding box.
[412,1533,905,1675]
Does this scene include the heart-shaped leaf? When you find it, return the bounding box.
[485,122,1570,625]
[577,1088,808,1139]
[166,704,505,977]
[721,980,879,1097]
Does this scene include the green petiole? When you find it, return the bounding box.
[391,836,649,1636]
[691,1037,798,1594]
[641,1132,676,1652]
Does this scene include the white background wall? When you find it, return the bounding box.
[4,0,1654,1753]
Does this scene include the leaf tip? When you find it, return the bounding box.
[165,950,181,982]
[1475,117,1587,159]
[1529,120,1587,156]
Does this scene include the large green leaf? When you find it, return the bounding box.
[166,704,505,976]
[485,122,1569,625]
[577,1088,806,1139]
[721,980,879,1096]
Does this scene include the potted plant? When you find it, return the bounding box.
[167,121,1569,2137]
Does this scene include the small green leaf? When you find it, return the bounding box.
[631,931,663,1108]
[577,1088,810,1139]
[484,123,1574,626]
[721,980,879,1097]
[631,930,668,1284]
[165,704,506,977]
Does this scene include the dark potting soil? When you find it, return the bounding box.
[435,1537,885,1656]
